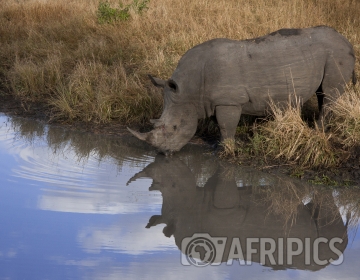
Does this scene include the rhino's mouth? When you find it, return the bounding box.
[127,110,198,153]
[127,126,173,155]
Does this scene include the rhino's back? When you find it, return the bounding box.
[239,27,329,114]
[242,26,354,114]
[177,26,355,116]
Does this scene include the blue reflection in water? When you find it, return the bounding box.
[0,114,359,280]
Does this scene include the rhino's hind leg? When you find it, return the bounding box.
[215,105,242,141]
[319,55,355,126]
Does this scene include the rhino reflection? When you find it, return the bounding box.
[129,156,348,270]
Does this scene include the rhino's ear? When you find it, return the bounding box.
[167,79,178,93]
[148,74,166,88]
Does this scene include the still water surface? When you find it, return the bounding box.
[0,113,359,280]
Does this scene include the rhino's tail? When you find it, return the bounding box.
[352,70,357,85]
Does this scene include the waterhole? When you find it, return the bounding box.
[0,114,359,279]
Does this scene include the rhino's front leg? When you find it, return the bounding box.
[215,106,242,141]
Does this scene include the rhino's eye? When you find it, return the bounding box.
[168,80,178,92]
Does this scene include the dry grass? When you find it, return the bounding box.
[219,96,343,168]
[1,0,359,125]
[218,86,360,168]
[219,138,237,158]
[328,84,360,148]
[255,98,340,168]
[218,83,360,169]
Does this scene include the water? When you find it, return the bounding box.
[0,113,359,280]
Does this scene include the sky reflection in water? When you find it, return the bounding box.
[0,114,359,280]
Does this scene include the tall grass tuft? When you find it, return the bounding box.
[49,61,163,123]
[328,85,360,148]
[254,98,339,168]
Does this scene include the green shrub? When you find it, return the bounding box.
[132,0,150,14]
[97,0,150,24]
[97,1,130,23]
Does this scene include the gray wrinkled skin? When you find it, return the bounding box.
[128,26,356,153]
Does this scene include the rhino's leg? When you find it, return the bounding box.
[215,106,242,141]
[318,58,354,127]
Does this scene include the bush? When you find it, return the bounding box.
[97,1,130,23]
[97,0,150,23]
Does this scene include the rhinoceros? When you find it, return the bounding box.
[128,26,356,153]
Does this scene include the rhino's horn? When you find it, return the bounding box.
[127,127,148,141]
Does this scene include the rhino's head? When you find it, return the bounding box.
[128,74,200,154]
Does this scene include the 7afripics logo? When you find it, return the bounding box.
[180,233,345,267]
[182,234,227,267]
